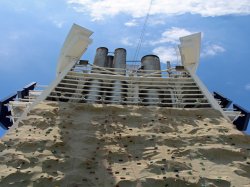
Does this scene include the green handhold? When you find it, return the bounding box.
[37,148,43,152]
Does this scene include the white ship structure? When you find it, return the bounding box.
[0,24,249,187]
[1,24,248,131]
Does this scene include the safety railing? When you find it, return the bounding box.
[46,63,211,108]
[3,84,47,126]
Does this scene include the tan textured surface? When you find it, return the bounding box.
[0,102,250,187]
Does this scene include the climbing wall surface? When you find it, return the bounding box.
[0,102,250,187]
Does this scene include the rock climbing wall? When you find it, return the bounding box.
[0,102,250,187]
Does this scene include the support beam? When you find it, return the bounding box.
[233,104,250,131]
[0,93,17,129]
[213,92,232,108]
[17,82,37,99]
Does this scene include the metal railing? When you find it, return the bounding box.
[7,84,47,123]
[46,63,211,108]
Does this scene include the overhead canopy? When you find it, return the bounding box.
[178,33,201,74]
[56,24,93,75]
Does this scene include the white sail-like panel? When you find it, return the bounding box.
[179,32,201,74]
[56,24,93,75]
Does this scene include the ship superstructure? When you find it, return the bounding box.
[1,24,248,132]
[0,24,250,187]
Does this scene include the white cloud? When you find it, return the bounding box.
[49,17,65,28]
[245,84,250,91]
[152,46,180,63]
[53,20,64,28]
[124,19,138,27]
[67,0,149,21]
[148,18,165,26]
[120,37,135,46]
[150,27,194,45]
[201,44,225,57]
[67,0,250,21]
[153,44,225,63]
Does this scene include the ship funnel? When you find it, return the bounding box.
[85,47,108,103]
[113,48,126,75]
[109,48,127,103]
[93,47,108,68]
[106,55,114,68]
[140,55,161,105]
[141,55,161,77]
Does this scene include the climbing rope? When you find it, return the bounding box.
[132,0,153,65]
[129,0,153,102]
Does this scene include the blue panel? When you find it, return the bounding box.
[213,92,232,108]
[0,117,11,130]
[0,93,17,104]
[0,93,17,110]
[0,93,17,129]
[24,82,36,90]
[0,121,8,130]
[233,104,250,131]
[0,82,36,129]
[17,82,37,99]
[17,90,26,99]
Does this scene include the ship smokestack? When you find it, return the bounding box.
[93,47,108,68]
[106,55,114,69]
[141,55,161,77]
[93,47,108,72]
[85,47,108,103]
[109,48,127,103]
[113,48,126,75]
[103,55,114,102]
[140,55,161,105]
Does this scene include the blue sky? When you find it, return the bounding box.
[0,0,250,136]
